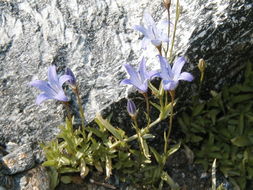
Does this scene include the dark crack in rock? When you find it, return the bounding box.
[0,175,13,190]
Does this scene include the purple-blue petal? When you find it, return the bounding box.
[53,89,68,102]
[143,12,155,26]
[66,68,76,85]
[120,79,133,85]
[178,72,194,82]
[48,65,59,87]
[141,37,150,50]
[159,33,170,43]
[29,80,51,92]
[158,55,172,80]
[127,99,137,116]
[59,74,73,86]
[36,93,52,105]
[148,70,160,79]
[172,57,186,79]
[137,83,148,93]
[124,64,141,86]
[163,80,178,91]
[133,25,148,36]
[139,57,148,82]
[151,39,161,47]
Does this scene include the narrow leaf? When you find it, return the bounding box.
[95,114,123,141]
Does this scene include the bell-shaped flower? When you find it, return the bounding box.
[158,55,194,91]
[133,12,169,49]
[127,99,137,118]
[29,65,72,104]
[120,57,157,93]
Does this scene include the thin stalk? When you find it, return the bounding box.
[165,4,171,58]
[73,86,85,128]
[109,117,162,149]
[198,80,203,97]
[143,93,151,127]
[164,90,175,154]
[132,116,146,158]
[169,0,180,60]
[63,101,72,122]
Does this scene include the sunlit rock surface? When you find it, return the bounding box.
[0,0,252,147]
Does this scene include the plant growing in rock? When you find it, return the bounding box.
[30,0,196,189]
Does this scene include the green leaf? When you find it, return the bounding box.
[191,135,203,143]
[150,101,161,111]
[48,167,59,190]
[95,114,124,141]
[192,103,205,116]
[216,184,226,190]
[161,171,180,190]
[231,94,253,104]
[150,147,163,165]
[80,159,89,179]
[212,159,217,190]
[58,167,79,174]
[238,114,244,135]
[166,142,181,158]
[105,156,112,179]
[138,134,151,162]
[231,135,252,147]
[142,134,155,139]
[43,160,58,167]
[61,176,72,184]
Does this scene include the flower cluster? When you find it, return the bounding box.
[121,55,193,93]
[122,13,193,95]
[29,8,197,190]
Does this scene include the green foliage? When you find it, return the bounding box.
[178,62,253,189]
[42,110,180,189]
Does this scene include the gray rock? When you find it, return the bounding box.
[0,144,34,175]
[13,165,50,190]
[0,0,252,160]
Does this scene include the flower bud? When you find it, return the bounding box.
[163,0,171,10]
[198,59,206,82]
[198,59,206,73]
[127,99,137,118]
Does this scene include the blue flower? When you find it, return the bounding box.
[127,99,137,117]
[120,57,157,93]
[30,65,72,104]
[158,55,194,91]
[134,12,169,49]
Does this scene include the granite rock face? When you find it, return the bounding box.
[0,0,252,149]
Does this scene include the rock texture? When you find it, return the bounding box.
[1,0,252,146]
[0,2,252,189]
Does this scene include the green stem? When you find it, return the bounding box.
[74,86,85,128]
[169,0,180,60]
[164,90,175,154]
[165,5,171,58]
[63,101,72,122]
[198,80,203,98]
[143,93,151,126]
[109,117,162,149]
